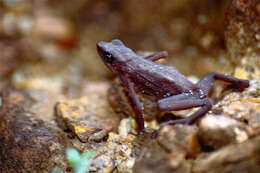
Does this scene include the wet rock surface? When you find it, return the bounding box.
[157,125,201,158]
[134,142,192,173]
[192,136,260,173]
[88,133,137,173]
[0,86,65,122]
[209,79,260,138]
[2,79,257,173]
[225,0,260,79]
[198,115,248,150]
[133,125,197,173]
[0,104,68,173]
[56,82,120,142]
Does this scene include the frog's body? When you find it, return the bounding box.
[97,39,250,137]
[125,57,196,97]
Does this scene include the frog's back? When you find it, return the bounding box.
[127,57,195,98]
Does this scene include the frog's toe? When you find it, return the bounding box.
[128,129,155,140]
[139,128,153,135]
[136,128,154,140]
[151,130,159,139]
[128,131,138,136]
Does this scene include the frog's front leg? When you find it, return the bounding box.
[143,51,168,61]
[119,75,146,134]
[153,94,212,137]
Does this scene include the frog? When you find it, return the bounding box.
[96,39,250,137]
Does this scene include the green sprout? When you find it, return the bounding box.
[66,148,96,173]
[53,148,96,173]
[52,169,63,173]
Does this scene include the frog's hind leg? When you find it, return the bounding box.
[143,51,168,62]
[196,72,249,96]
[153,96,212,138]
[157,96,212,123]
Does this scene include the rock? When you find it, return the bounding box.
[118,117,139,135]
[157,125,201,158]
[0,104,68,173]
[88,133,137,173]
[0,87,30,106]
[1,87,65,122]
[192,136,260,173]
[132,76,259,173]
[225,0,260,79]
[210,79,260,137]
[198,115,248,150]
[133,141,192,173]
[133,125,199,173]
[56,83,120,142]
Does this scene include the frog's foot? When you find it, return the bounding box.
[129,128,154,140]
[128,131,138,136]
[224,80,250,92]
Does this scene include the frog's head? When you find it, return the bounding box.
[97,39,136,73]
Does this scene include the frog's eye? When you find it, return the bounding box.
[104,52,114,63]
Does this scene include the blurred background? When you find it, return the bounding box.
[0,0,232,96]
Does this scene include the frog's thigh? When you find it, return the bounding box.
[157,95,203,112]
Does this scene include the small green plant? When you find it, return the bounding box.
[66,148,96,173]
[52,169,63,173]
[53,148,96,173]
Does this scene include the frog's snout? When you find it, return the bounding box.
[96,41,106,56]
[97,41,105,50]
